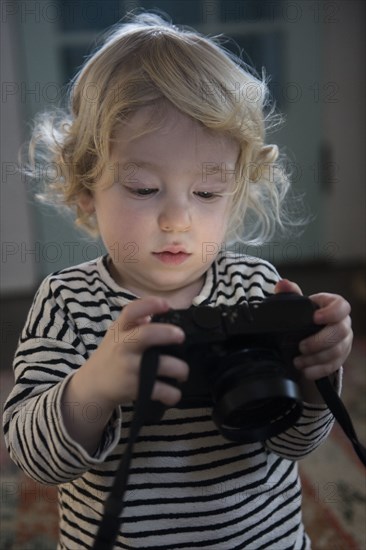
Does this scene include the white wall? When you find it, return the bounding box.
[0,14,38,294]
[322,0,366,261]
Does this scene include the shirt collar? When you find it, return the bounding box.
[96,254,217,308]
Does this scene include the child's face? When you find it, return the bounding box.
[81,104,239,305]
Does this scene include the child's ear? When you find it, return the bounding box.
[78,190,95,214]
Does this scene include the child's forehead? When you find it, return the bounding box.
[114,104,188,137]
[111,104,239,158]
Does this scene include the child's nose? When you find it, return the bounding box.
[158,201,191,232]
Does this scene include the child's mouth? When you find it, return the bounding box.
[152,251,191,265]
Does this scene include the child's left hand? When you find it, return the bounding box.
[274,279,353,381]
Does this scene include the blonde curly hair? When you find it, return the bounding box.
[28,11,294,245]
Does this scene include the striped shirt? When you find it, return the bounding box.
[3,252,338,549]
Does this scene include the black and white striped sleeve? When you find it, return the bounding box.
[265,370,342,460]
[2,277,121,485]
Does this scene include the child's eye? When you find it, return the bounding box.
[126,187,158,196]
[194,191,218,200]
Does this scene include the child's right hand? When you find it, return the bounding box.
[88,297,189,408]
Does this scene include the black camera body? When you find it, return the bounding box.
[144,293,322,442]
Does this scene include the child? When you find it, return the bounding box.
[3,12,353,550]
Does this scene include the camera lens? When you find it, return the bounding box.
[210,349,303,442]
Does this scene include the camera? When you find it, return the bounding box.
[143,292,323,443]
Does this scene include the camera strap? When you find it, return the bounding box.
[91,348,160,550]
[92,353,366,550]
[315,376,366,466]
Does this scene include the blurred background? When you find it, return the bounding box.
[1,0,365,355]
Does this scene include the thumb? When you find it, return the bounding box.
[274,278,303,296]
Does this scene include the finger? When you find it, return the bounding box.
[115,322,185,353]
[294,332,353,379]
[296,363,341,381]
[151,381,183,406]
[274,279,303,295]
[299,318,352,354]
[135,314,153,325]
[158,356,189,384]
[295,336,352,370]
[116,297,171,332]
[295,357,343,379]
[309,293,351,324]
